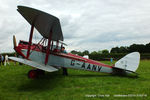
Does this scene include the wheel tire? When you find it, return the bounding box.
[28,70,38,79]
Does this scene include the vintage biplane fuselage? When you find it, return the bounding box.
[9,6,140,78]
[15,39,113,74]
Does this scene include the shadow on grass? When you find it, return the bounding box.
[68,74,112,78]
[17,70,138,92]
[68,73,139,79]
[18,71,64,92]
[112,74,139,79]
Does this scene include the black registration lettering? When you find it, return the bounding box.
[92,65,97,71]
[87,64,91,70]
[97,66,102,72]
[81,62,85,68]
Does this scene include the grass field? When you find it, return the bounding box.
[0,60,149,100]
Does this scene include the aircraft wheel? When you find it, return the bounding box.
[28,70,38,79]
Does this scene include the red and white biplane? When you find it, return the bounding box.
[9,6,140,78]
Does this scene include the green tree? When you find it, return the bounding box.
[110,47,119,53]
[90,51,98,55]
[71,50,78,54]
[102,49,109,54]
[145,43,150,53]
[119,46,128,53]
[97,50,102,54]
[82,50,89,55]
[70,50,83,56]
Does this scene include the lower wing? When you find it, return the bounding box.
[9,57,58,72]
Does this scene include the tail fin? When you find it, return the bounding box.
[114,52,140,72]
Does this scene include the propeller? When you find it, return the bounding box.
[13,35,17,48]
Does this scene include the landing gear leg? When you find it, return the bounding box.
[62,67,68,76]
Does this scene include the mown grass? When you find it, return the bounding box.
[0,60,149,100]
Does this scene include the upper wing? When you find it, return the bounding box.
[9,57,58,72]
[17,6,63,41]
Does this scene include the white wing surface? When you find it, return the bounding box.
[9,57,58,72]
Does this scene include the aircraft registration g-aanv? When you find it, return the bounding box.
[9,6,140,79]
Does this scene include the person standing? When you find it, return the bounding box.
[1,55,4,65]
[61,47,68,76]
[4,54,10,66]
[110,57,113,65]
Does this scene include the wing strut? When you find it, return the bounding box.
[27,24,34,59]
[45,30,53,65]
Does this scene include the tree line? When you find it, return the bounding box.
[71,42,150,60]
[110,43,150,53]
[71,42,150,55]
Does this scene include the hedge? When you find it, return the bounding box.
[89,53,150,61]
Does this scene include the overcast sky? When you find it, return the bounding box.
[0,0,150,53]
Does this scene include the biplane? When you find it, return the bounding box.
[9,6,140,79]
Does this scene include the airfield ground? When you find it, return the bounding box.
[0,60,149,100]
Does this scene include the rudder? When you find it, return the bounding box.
[114,52,140,72]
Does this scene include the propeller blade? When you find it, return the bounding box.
[13,35,17,48]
